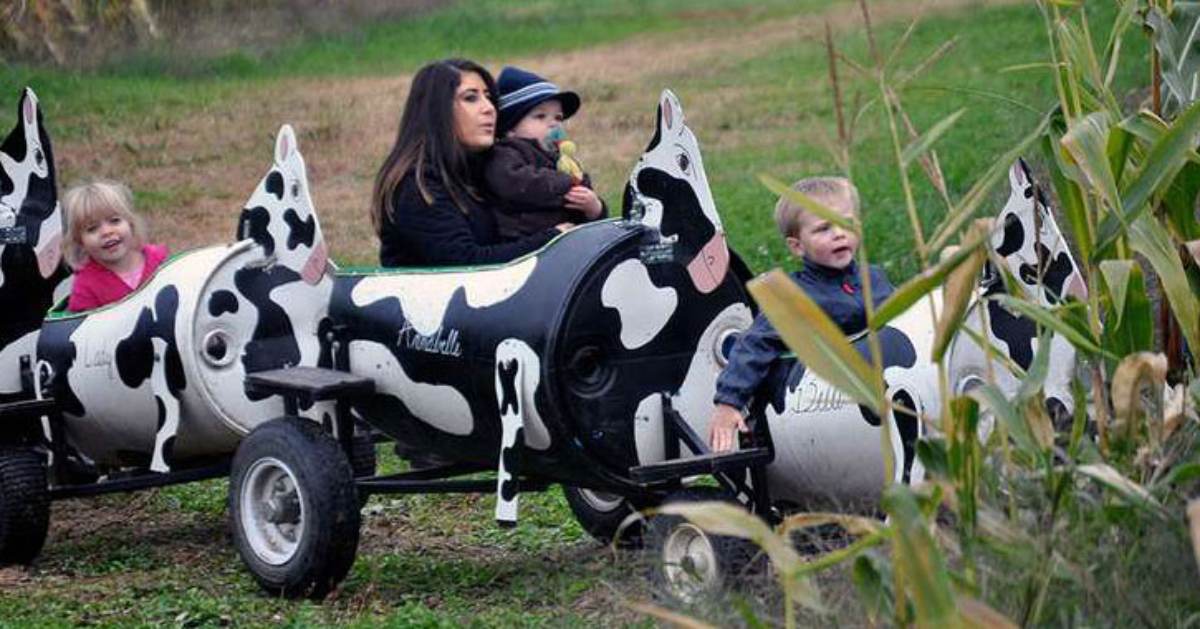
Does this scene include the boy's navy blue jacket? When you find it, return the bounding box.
[713,258,895,411]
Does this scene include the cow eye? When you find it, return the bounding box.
[34,149,43,166]
[290,181,300,198]
[676,152,690,173]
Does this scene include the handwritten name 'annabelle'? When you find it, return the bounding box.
[397,322,463,357]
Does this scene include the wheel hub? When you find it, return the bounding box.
[661,522,720,601]
[239,457,306,566]
[265,480,300,524]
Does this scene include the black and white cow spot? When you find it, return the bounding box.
[497,358,520,416]
[284,209,316,251]
[855,326,918,427]
[995,212,1024,257]
[498,426,524,502]
[113,286,185,395]
[986,299,1037,370]
[237,206,275,256]
[233,265,302,390]
[207,289,239,317]
[265,171,285,200]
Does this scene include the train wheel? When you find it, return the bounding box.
[0,447,50,566]
[646,487,762,602]
[564,486,652,546]
[230,417,360,599]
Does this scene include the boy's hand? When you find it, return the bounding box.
[708,403,748,453]
[564,186,603,220]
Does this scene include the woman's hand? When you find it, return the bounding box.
[564,186,603,220]
[708,403,748,453]
[555,222,576,233]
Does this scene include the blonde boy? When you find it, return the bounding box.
[708,177,894,452]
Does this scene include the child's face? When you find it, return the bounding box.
[508,99,564,141]
[785,196,859,269]
[79,211,135,268]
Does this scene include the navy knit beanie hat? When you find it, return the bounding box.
[496,66,581,136]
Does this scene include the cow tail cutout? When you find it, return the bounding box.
[494,342,525,526]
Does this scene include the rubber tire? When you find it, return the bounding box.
[229,417,360,599]
[0,447,50,566]
[646,487,763,602]
[564,486,653,547]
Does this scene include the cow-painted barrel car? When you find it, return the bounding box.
[0,89,370,568]
[224,91,1082,598]
[0,87,1081,601]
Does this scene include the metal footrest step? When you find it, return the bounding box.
[244,366,374,404]
[629,446,772,485]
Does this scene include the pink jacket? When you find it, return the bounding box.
[67,244,169,312]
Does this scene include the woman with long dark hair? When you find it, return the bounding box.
[372,58,566,267]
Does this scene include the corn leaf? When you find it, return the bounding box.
[779,512,883,537]
[1127,214,1200,353]
[627,601,721,629]
[1096,99,1200,252]
[970,383,1042,457]
[872,228,988,331]
[1061,111,1122,212]
[988,295,1109,358]
[1100,261,1153,369]
[1163,161,1200,240]
[1042,128,1093,264]
[1110,352,1168,429]
[933,221,990,361]
[901,108,966,167]
[656,501,796,567]
[850,556,889,625]
[881,485,957,626]
[1015,329,1054,403]
[657,500,824,611]
[948,397,981,535]
[917,438,950,478]
[759,174,856,232]
[957,596,1019,628]
[1145,3,1200,116]
[1099,260,1134,328]
[750,270,884,415]
[1156,462,1200,491]
[1077,463,1167,517]
[1188,500,1200,578]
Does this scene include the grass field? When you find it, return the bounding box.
[0,0,1162,626]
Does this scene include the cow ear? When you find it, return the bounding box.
[275,124,297,164]
[1009,159,1027,189]
[22,87,37,126]
[659,89,683,133]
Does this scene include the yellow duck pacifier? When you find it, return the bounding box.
[557,140,584,185]
[544,127,584,185]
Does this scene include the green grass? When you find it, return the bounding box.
[689,1,1147,280]
[0,0,834,137]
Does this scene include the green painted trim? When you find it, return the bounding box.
[44,250,190,320]
[339,218,621,276]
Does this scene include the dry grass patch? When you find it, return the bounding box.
[45,0,1021,265]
